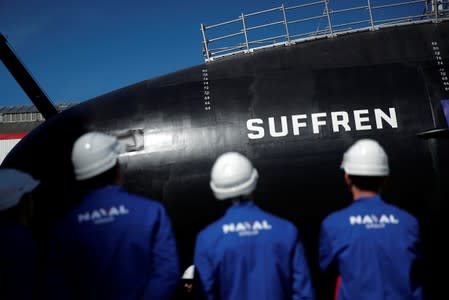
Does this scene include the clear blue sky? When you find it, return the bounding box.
[0,0,425,106]
[0,0,302,106]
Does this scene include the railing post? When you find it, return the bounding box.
[367,0,375,30]
[281,4,291,44]
[200,24,210,61]
[434,0,439,23]
[241,13,250,51]
[324,0,334,36]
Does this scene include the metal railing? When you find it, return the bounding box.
[200,0,449,62]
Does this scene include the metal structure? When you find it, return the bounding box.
[201,0,449,61]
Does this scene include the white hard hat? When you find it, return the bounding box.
[0,168,40,211]
[341,139,389,176]
[182,265,195,280]
[71,132,124,180]
[210,152,258,200]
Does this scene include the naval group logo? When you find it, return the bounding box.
[222,220,272,236]
[349,214,399,229]
[77,205,129,224]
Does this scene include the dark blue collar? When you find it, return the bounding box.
[226,201,259,214]
[84,185,123,199]
[353,194,383,204]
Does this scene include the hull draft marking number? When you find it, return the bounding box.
[202,68,212,110]
[432,41,449,92]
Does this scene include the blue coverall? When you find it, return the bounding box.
[0,221,36,300]
[194,201,315,300]
[46,185,180,300]
[319,195,423,300]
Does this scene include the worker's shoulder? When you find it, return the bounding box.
[247,208,298,237]
[383,202,419,224]
[195,221,220,247]
[0,223,34,245]
[320,206,350,229]
[198,217,225,234]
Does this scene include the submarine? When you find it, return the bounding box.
[1,1,448,298]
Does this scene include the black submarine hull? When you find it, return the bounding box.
[3,20,449,299]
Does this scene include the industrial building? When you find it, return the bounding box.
[0,104,76,163]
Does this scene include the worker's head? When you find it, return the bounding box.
[181,265,195,294]
[0,168,40,225]
[340,139,389,192]
[71,132,124,186]
[210,152,258,201]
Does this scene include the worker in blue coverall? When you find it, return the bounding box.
[0,168,40,300]
[45,132,180,300]
[193,152,315,300]
[319,139,423,300]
